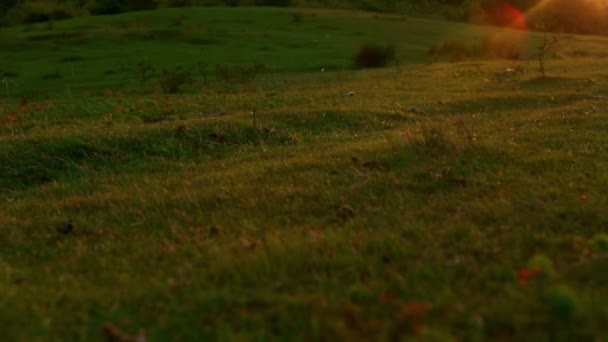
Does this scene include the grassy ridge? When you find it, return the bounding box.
[1,7,608,341]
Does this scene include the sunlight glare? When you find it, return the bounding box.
[483,2,528,31]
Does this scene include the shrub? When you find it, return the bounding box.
[128,0,160,10]
[353,43,396,68]
[159,67,194,94]
[0,70,18,78]
[89,1,124,15]
[89,0,159,15]
[591,234,608,252]
[134,61,157,89]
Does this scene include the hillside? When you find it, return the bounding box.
[1,7,608,340]
[2,7,608,100]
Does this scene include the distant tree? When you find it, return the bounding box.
[536,23,559,77]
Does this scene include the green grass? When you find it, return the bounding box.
[2,6,608,99]
[1,6,608,341]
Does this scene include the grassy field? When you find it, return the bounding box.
[2,6,608,341]
[2,6,608,99]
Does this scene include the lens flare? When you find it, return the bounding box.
[482,2,528,30]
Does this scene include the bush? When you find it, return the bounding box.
[89,0,159,15]
[134,61,157,89]
[159,67,194,94]
[89,1,124,14]
[353,43,396,68]
[128,0,160,10]
[0,70,19,78]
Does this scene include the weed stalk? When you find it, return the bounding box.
[251,108,257,129]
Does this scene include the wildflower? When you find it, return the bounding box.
[516,268,543,285]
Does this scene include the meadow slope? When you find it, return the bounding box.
[2,6,608,98]
[1,7,608,341]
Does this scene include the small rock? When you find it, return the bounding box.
[103,322,146,342]
[337,204,356,220]
[345,91,356,97]
[56,219,73,234]
[207,226,220,237]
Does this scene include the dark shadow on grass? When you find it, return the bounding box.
[25,31,88,41]
[519,76,592,91]
[238,135,512,227]
[0,123,294,191]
